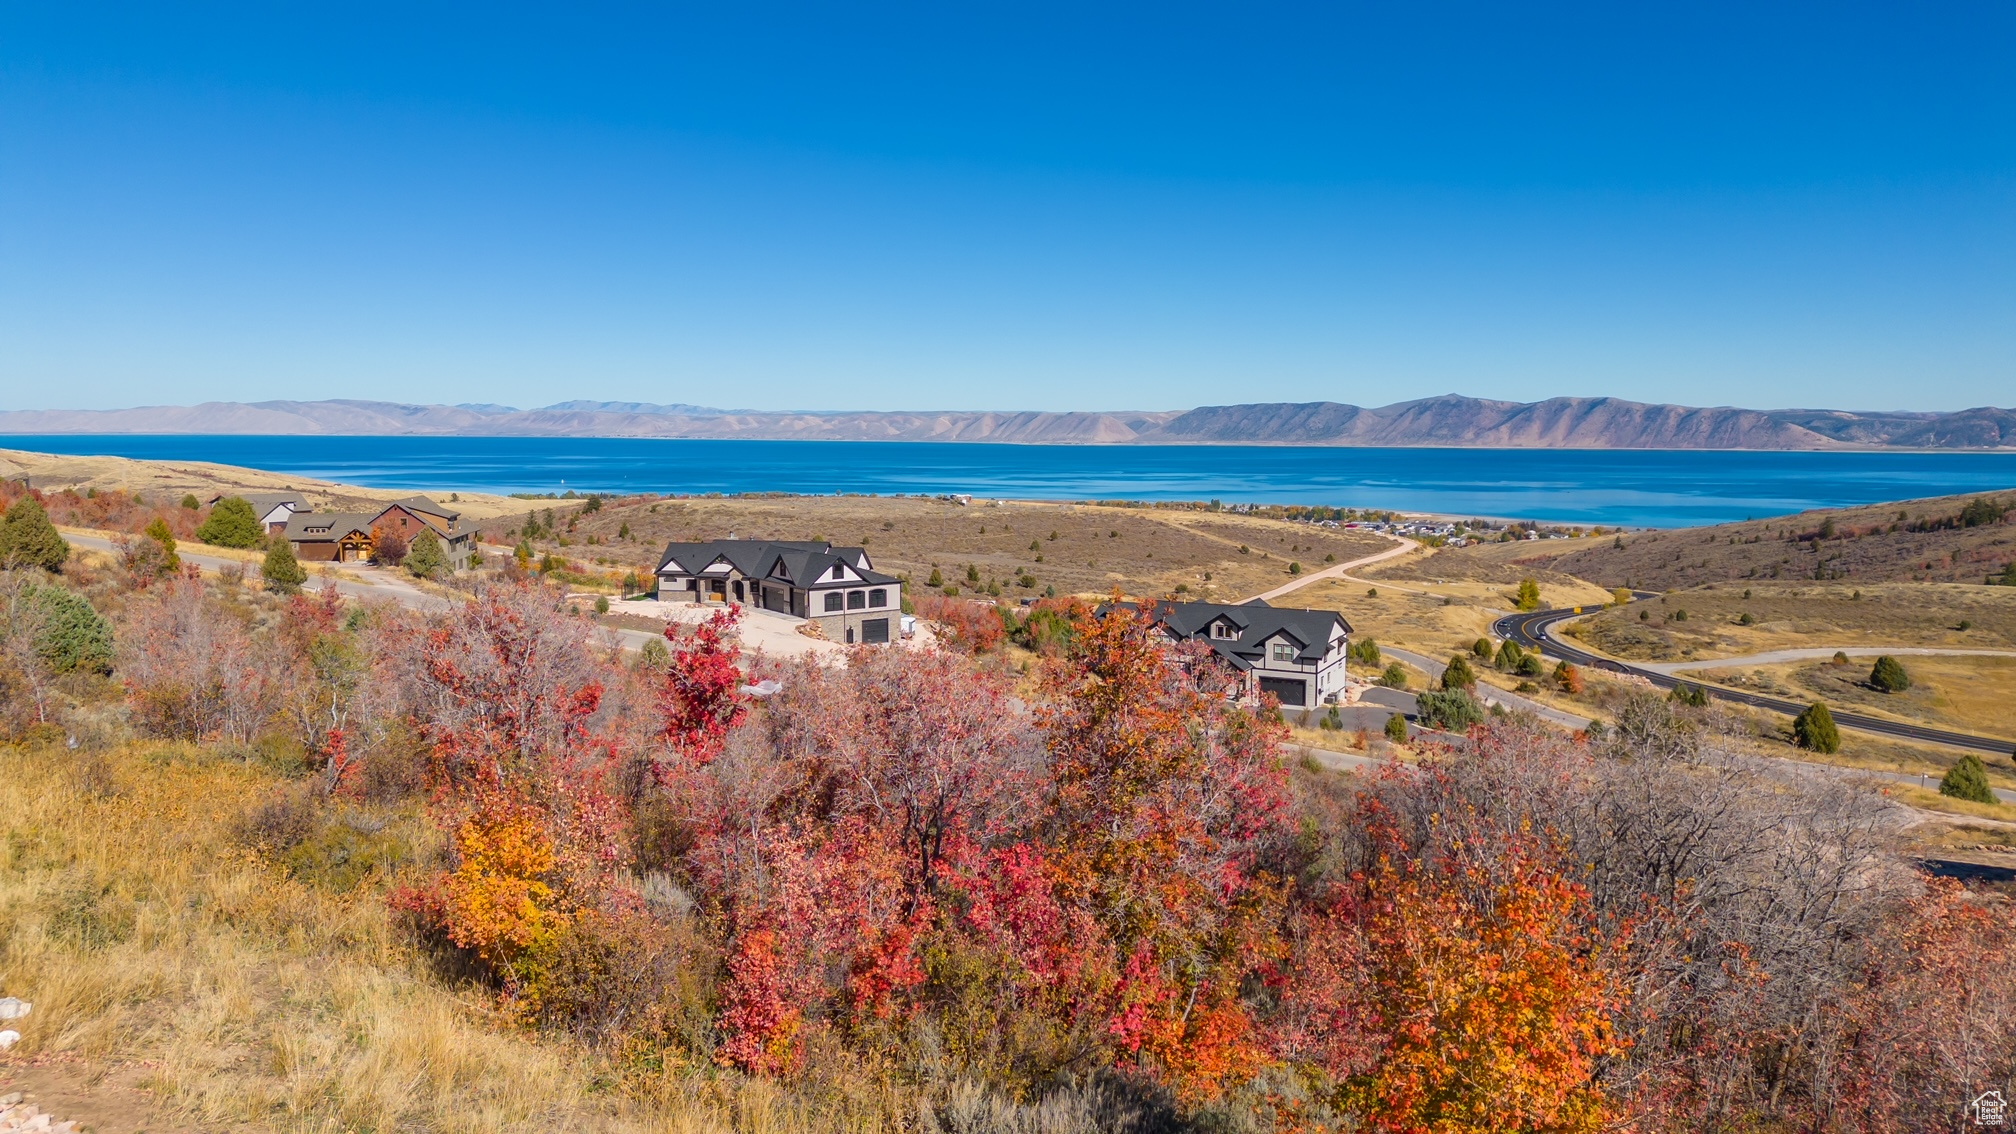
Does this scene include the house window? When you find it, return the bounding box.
[1270,642,1297,663]
[847,590,866,610]
[823,592,844,613]
[831,565,845,579]
[868,588,886,607]
[1210,621,1236,640]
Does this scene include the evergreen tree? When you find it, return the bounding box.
[1379,661,1408,688]
[1471,638,1493,660]
[1868,655,1912,693]
[1793,701,1841,754]
[1443,654,1477,690]
[927,567,944,587]
[179,494,201,510]
[405,528,447,579]
[143,517,180,571]
[1939,754,1996,804]
[262,537,307,594]
[1495,639,1525,671]
[0,497,71,573]
[1416,688,1485,731]
[195,495,265,548]
[1669,682,1709,708]
[26,582,113,674]
[1515,577,1542,611]
[1384,712,1409,743]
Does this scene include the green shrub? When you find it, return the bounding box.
[196,496,265,548]
[24,582,114,674]
[1669,682,1709,708]
[405,528,447,579]
[1348,637,1382,667]
[179,493,201,509]
[1494,640,1525,672]
[1379,662,1408,689]
[1471,638,1493,660]
[1868,655,1912,694]
[1939,754,1996,805]
[1416,688,1485,731]
[1384,713,1409,743]
[1442,654,1477,690]
[1793,702,1841,754]
[262,538,307,593]
[0,497,71,573]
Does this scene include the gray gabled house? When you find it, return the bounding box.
[654,539,905,645]
[1140,599,1352,707]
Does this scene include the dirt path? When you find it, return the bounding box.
[1245,533,1416,604]
[1648,646,2016,674]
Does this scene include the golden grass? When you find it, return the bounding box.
[1571,581,2016,662]
[530,494,1396,603]
[1683,654,2016,741]
[1889,783,2016,824]
[0,742,935,1133]
[0,448,528,520]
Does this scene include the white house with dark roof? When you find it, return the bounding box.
[1139,598,1352,707]
[655,539,905,645]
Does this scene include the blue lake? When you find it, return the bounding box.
[5,434,2014,529]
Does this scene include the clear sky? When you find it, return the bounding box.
[2,2,2011,414]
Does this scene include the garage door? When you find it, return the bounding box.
[861,617,890,644]
[1258,676,1308,707]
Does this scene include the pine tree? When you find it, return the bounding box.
[1380,661,1408,688]
[25,582,113,673]
[195,496,265,548]
[1384,712,1409,743]
[405,528,446,578]
[262,537,307,594]
[1443,654,1477,689]
[1868,655,1912,694]
[0,497,71,573]
[1793,701,1841,754]
[1939,754,1995,804]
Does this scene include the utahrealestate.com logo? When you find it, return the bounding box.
[1974,1090,2009,1126]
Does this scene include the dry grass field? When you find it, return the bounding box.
[0,448,527,520]
[529,494,1395,601]
[1289,570,1612,660]
[1683,654,2016,740]
[1489,489,2016,589]
[1569,582,2016,662]
[0,740,1050,1134]
[1362,534,1617,589]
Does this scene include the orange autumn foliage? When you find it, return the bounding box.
[441,795,568,965]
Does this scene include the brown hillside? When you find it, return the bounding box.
[1378,490,2016,591]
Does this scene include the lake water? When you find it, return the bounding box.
[6,434,2014,529]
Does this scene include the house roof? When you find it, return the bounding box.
[1132,599,1351,671]
[283,512,378,540]
[655,540,900,587]
[373,500,467,537]
[390,495,460,521]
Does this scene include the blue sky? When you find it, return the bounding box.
[1,2,2011,413]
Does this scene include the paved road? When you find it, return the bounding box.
[63,530,451,611]
[1648,646,2016,674]
[1380,645,1597,731]
[1247,532,1416,604]
[1495,605,2016,758]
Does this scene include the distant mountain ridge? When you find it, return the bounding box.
[0,396,2011,449]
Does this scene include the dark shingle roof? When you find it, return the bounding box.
[655,540,899,587]
[283,512,378,540]
[1134,599,1350,671]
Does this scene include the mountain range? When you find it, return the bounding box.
[0,396,2012,449]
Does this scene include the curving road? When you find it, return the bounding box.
[1495,605,2016,757]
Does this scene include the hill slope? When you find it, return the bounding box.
[1385,490,2016,590]
[1,396,2012,449]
